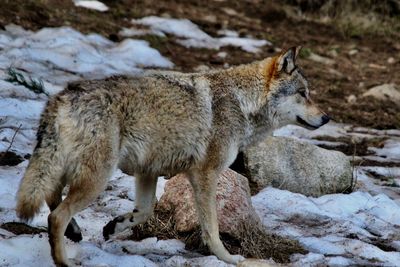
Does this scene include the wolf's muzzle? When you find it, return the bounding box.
[321,114,330,125]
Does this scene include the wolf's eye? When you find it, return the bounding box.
[298,88,307,98]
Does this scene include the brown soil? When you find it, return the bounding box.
[1,222,46,235]
[312,135,400,167]
[0,151,24,166]
[0,0,399,129]
[130,206,306,263]
[313,136,387,156]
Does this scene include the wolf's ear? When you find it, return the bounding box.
[277,46,301,74]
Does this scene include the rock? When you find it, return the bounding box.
[368,63,386,70]
[327,49,338,58]
[348,49,358,56]
[203,14,217,24]
[243,137,353,197]
[328,68,343,78]
[216,51,228,59]
[193,65,211,72]
[222,7,238,16]
[363,83,400,105]
[157,169,260,235]
[346,94,357,103]
[387,57,396,64]
[308,52,335,65]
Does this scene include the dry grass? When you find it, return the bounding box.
[130,206,307,263]
[285,0,400,37]
[0,222,46,235]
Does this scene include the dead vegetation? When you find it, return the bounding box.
[0,222,46,235]
[6,68,47,96]
[285,0,400,37]
[130,206,307,263]
[0,124,24,166]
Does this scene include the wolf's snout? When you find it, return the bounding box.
[321,114,330,125]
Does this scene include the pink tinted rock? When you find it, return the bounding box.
[158,169,260,236]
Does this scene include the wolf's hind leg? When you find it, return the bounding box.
[46,183,82,242]
[48,144,117,266]
[103,175,157,240]
[188,169,245,265]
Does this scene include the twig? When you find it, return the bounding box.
[5,124,22,153]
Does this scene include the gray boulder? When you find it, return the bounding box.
[362,83,400,106]
[243,137,353,197]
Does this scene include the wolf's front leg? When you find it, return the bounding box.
[103,175,157,240]
[188,169,245,265]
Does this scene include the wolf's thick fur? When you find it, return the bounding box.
[16,47,329,266]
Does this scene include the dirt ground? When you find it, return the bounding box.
[0,0,399,130]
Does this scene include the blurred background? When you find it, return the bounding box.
[1,0,399,130]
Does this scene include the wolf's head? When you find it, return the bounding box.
[263,46,330,130]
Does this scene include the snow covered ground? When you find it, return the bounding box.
[1,22,400,267]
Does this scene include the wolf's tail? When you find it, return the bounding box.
[16,101,64,221]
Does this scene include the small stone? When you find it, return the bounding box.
[222,7,238,16]
[203,14,217,23]
[328,68,343,77]
[308,52,335,65]
[348,49,358,56]
[346,94,357,103]
[368,63,386,70]
[193,65,210,72]
[327,49,339,58]
[387,57,395,64]
[216,51,228,58]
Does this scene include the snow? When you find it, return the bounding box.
[253,187,400,266]
[129,16,271,53]
[369,139,400,162]
[73,0,109,12]
[0,24,173,160]
[0,235,159,267]
[164,255,233,267]
[0,25,173,87]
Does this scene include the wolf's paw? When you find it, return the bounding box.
[103,215,125,240]
[55,259,77,267]
[64,218,82,242]
[103,210,152,240]
[226,254,245,264]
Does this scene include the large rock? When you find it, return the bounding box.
[158,169,260,236]
[362,83,400,105]
[243,137,353,197]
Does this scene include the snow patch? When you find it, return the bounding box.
[0,234,159,267]
[73,0,109,12]
[0,25,173,87]
[253,187,400,266]
[129,16,271,53]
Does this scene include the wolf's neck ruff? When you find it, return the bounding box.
[205,60,275,117]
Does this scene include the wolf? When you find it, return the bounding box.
[16,46,329,266]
